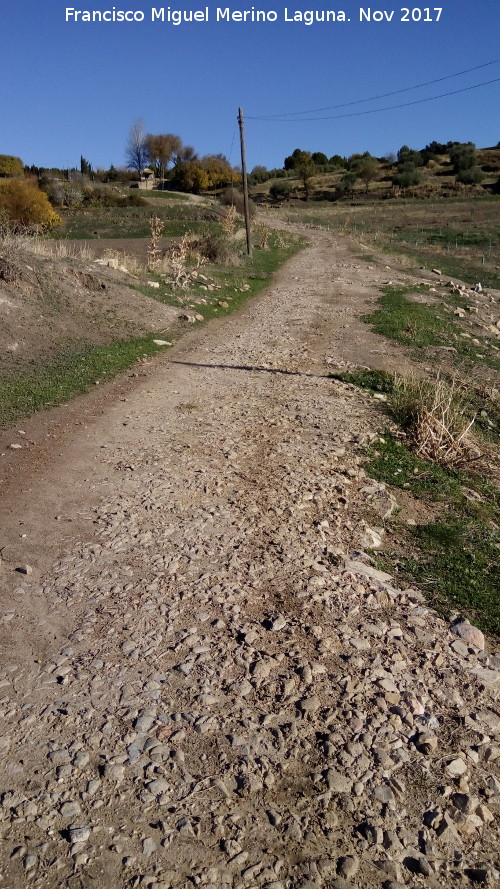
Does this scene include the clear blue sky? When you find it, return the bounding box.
[2,0,499,171]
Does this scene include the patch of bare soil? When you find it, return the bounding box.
[0,249,177,374]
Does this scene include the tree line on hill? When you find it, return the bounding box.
[1,131,499,229]
[249,140,500,200]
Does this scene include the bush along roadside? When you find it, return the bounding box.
[332,368,500,637]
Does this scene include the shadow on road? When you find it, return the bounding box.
[171,360,331,379]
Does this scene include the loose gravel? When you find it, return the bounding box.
[0,232,499,889]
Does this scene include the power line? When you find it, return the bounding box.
[247,58,500,119]
[247,76,500,122]
[227,124,237,163]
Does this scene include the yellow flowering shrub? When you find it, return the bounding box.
[0,179,61,229]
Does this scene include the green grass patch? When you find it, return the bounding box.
[145,190,189,200]
[365,434,500,635]
[338,365,500,635]
[363,285,500,369]
[373,239,500,293]
[0,336,167,427]
[366,434,466,501]
[283,195,500,291]
[331,368,395,394]
[363,285,461,349]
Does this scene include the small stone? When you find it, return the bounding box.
[142,837,156,855]
[73,751,90,768]
[86,779,100,796]
[373,860,401,881]
[414,732,438,754]
[483,745,500,763]
[325,769,352,793]
[451,639,470,657]
[23,854,37,871]
[103,763,125,782]
[68,826,91,843]
[48,749,70,766]
[271,614,287,631]
[60,801,81,819]
[135,715,155,732]
[476,804,494,824]
[146,779,170,796]
[298,695,321,714]
[337,855,359,879]
[446,758,467,776]
[16,565,33,575]
[232,679,253,697]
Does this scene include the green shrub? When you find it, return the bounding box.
[220,187,255,217]
[397,145,422,167]
[189,230,235,264]
[456,166,484,185]
[392,165,422,188]
[449,142,477,173]
[334,172,357,198]
[270,181,292,201]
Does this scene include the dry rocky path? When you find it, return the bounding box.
[0,231,499,889]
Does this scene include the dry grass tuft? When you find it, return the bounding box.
[392,373,481,469]
[98,248,142,276]
[0,222,93,262]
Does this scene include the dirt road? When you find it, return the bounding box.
[0,231,499,889]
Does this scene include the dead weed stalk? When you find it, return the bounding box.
[147,214,164,271]
[221,205,237,238]
[164,234,206,290]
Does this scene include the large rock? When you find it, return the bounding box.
[450,619,485,651]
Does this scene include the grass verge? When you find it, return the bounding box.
[53,204,218,240]
[333,368,500,636]
[134,232,306,318]
[0,336,168,427]
[366,434,500,636]
[362,285,500,370]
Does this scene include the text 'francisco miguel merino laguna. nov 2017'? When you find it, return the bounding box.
[65,7,444,25]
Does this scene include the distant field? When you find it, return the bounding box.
[279,197,500,290]
[53,202,220,240]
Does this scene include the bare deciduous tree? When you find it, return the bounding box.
[126,119,149,174]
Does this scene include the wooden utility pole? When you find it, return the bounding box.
[238,107,252,257]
